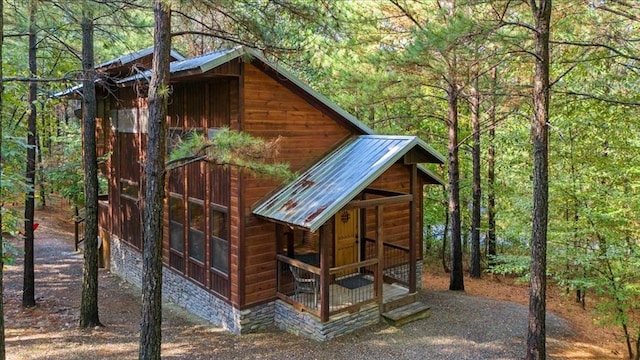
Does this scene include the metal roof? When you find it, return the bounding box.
[116,47,241,84]
[96,46,185,70]
[54,46,445,185]
[252,135,442,232]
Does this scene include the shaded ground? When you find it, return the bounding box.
[3,203,623,359]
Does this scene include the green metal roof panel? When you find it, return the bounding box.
[97,47,185,70]
[116,47,241,84]
[252,135,436,232]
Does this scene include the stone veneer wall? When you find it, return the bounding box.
[274,301,380,341]
[109,235,274,334]
[109,235,422,339]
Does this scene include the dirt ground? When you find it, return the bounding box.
[2,201,626,359]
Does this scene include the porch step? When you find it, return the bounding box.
[382,301,431,327]
[383,292,417,313]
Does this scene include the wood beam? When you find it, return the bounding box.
[364,188,409,197]
[345,194,413,210]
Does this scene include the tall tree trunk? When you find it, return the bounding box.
[79,8,102,328]
[447,79,464,291]
[470,79,482,279]
[526,1,551,359]
[441,186,450,273]
[487,67,497,264]
[23,0,37,308]
[0,0,6,356]
[36,131,45,208]
[37,103,48,207]
[139,2,170,358]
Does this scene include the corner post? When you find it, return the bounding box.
[320,223,330,322]
[376,205,384,308]
[409,164,417,293]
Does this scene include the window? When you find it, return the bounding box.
[188,200,205,263]
[169,195,184,253]
[210,206,229,274]
[120,180,138,199]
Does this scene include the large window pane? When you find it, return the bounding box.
[210,207,229,274]
[211,209,227,240]
[188,201,205,262]
[169,196,184,252]
[189,201,205,230]
[189,229,205,262]
[211,236,228,273]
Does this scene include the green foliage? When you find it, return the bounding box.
[43,123,107,206]
[486,254,530,280]
[168,128,295,182]
[2,239,23,266]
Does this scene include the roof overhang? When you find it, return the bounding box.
[252,135,443,232]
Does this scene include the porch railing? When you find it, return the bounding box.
[364,238,410,286]
[276,255,379,321]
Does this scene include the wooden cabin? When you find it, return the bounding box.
[79,46,445,340]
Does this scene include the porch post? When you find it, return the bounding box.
[376,205,384,308]
[320,223,330,322]
[409,164,417,293]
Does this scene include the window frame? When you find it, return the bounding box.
[209,203,229,275]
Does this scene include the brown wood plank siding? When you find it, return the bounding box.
[185,83,206,128]
[161,78,236,301]
[210,80,230,128]
[366,163,420,257]
[108,96,120,238]
[229,168,241,306]
[239,63,355,307]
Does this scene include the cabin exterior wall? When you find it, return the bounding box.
[94,55,434,337]
[238,63,354,307]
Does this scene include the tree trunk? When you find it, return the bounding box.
[441,186,450,273]
[470,79,482,279]
[23,0,37,308]
[487,67,497,264]
[139,2,170,359]
[447,79,464,291]
[634,331,639,360]
[0,1,6,356]
[37,104,47,208]
[526,1,551,359]
[79,10,102,329]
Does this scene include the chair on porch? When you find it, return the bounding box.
[289,265,319,308]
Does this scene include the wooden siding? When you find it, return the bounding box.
[161,79,235,300]
[365,163,422,259]
[239,63,355,307]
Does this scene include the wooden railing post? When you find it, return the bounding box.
[376,205,384,308]
[320,223,330,322]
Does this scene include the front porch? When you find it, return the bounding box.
[275,238,416,322]
[252,135,444,339]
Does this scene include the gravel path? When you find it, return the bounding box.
[4,212,576,360]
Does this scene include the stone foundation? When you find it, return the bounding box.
[109,235,273,334]
[274,301,380,341]
[109,235,421,340]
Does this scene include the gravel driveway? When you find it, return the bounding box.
[4,212,575,360]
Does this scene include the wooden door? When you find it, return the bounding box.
[334,208,359,277]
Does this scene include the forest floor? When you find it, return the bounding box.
[2,199,626,359]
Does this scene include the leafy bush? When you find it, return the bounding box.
[44,124,107,206]
[486,254,530,280]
